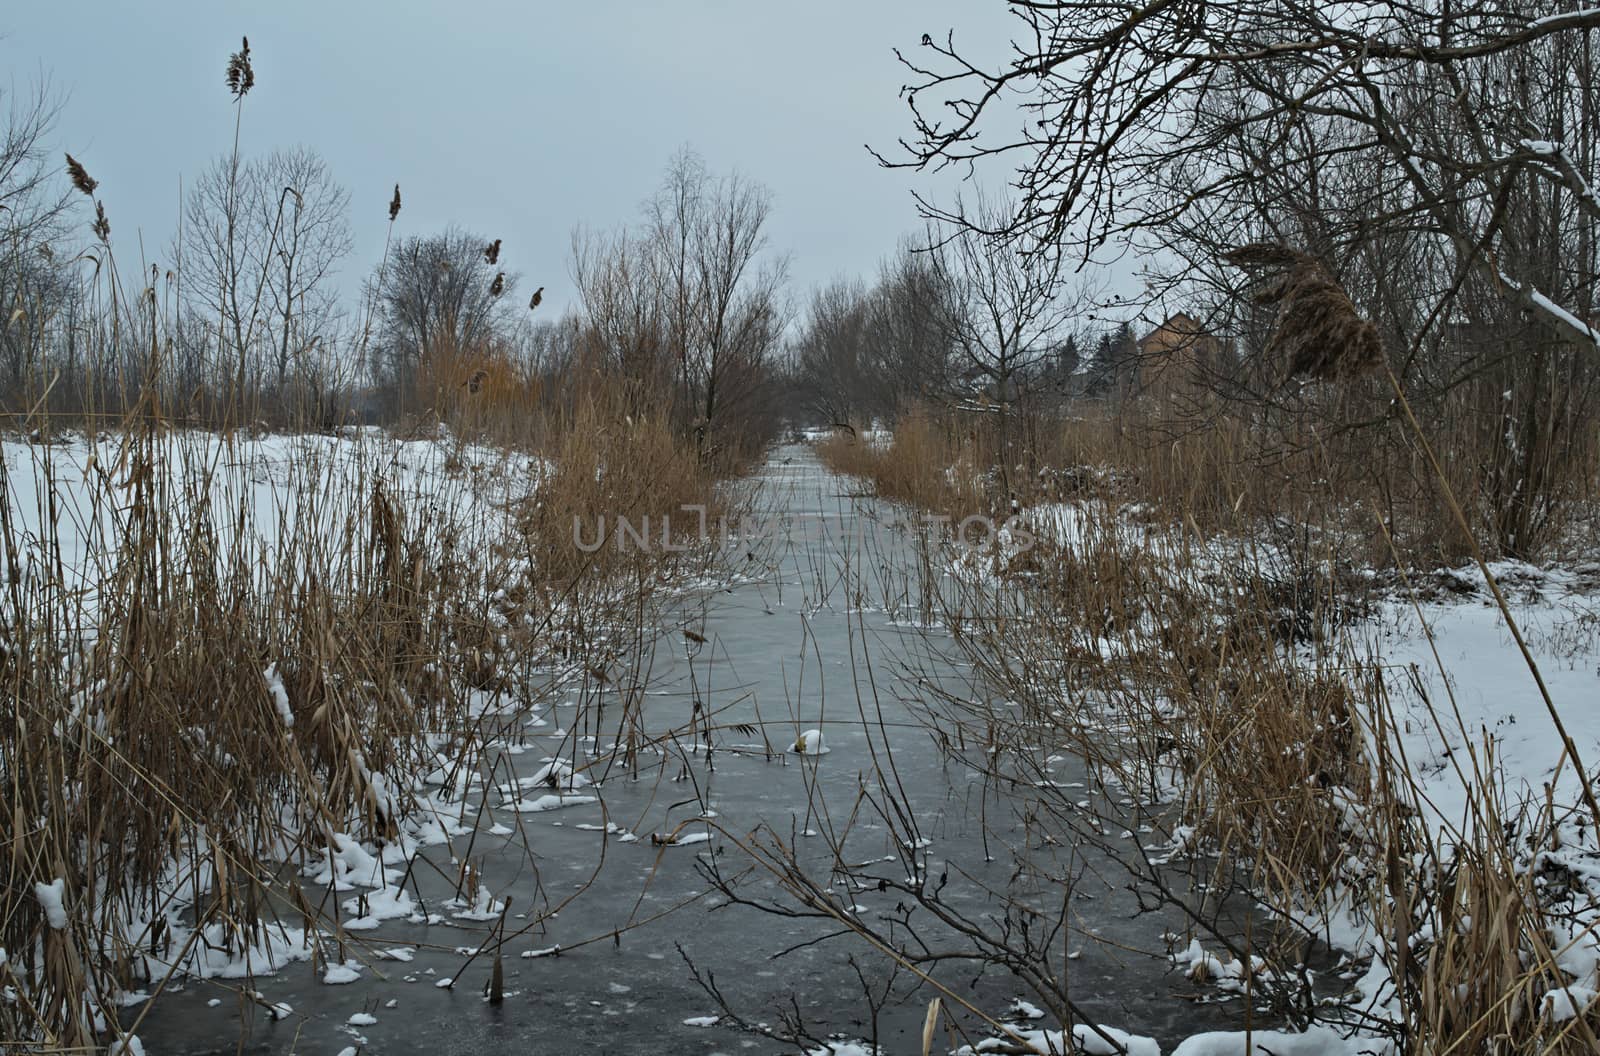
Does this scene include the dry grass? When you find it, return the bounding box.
[816,391,1600,1049]
[0,376,728,1048]
[0,39,770,1050]
[827,390,1600,572]
[816,412,1041,524]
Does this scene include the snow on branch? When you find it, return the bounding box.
[1518,139,1600,221]
[1499,268,1600,350]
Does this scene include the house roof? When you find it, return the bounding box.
[1138,313,1208,354]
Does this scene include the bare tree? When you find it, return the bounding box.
[178,153,259,395]
[570,224,669,388]
[926,192,1076,485]
[178,148,352,401]
[888,2,1600,556]
[793,278,876,425]
[928,195,1072,400]
[672,154,787,455]
[252,147,352,390]
[889,1,1600,355]
[647,147,705,418]
[571,149,788,457]
[372,227,516,395]
[791,246,963,426]
[865,242,956,411]
[0,81,75,402]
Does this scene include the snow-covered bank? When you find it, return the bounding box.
[905,476,1600,1054]
[0,423,740,1053]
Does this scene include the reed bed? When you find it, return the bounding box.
[0,393,728,1050]
[816,395,1600,1052]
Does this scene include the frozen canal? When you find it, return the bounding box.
[129,446,1261,1054]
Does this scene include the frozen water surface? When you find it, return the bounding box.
[127,447,1282,1054]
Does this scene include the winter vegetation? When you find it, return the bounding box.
[796,1,1600,1052]
[5,2,1600,1054]
[0,35,781,1055]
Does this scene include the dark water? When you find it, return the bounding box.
[126,446,1272,1055]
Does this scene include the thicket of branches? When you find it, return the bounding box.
[789,0,1600,563]
[565,148,789,462]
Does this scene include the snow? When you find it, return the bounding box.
[1527,284,1600,344]
[450,885,506,921]
[342,886,416,931]
[11,434,1597,1052]
[1368,572,1600,838]
[1169,939,1270,994]
[307,832,389,891]
[808,1042,882,1056]
[0,428,580,1019]
[1543,983,1600,1022]
[522,760,592,790]
[347,1011,378,1025]
[0,429,542,628]
[1494,268,1600,346]
[1170,1026,1376,1055]
[1072,1027,1161,1056]
[792,728,830,755]
[322,962,363,985]
[1530,7,1600,32]
[141,922,314,980]
[964,1024,1160,1056]
[263,663,293,728]
[506,793,598,813]
[0,426,752,1045]
[978,487,1600,1051]
[33,878,67,929]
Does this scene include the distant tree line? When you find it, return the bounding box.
[785,206,1150,430]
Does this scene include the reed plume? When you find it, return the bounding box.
[1224,243,1382,381]
[64,154,97,197]
[226,36,255,99]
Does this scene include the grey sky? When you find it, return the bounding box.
[2,1,1009,318]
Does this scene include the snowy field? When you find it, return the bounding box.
[0,426,547,608]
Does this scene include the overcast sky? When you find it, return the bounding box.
[1,2,1016,318]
